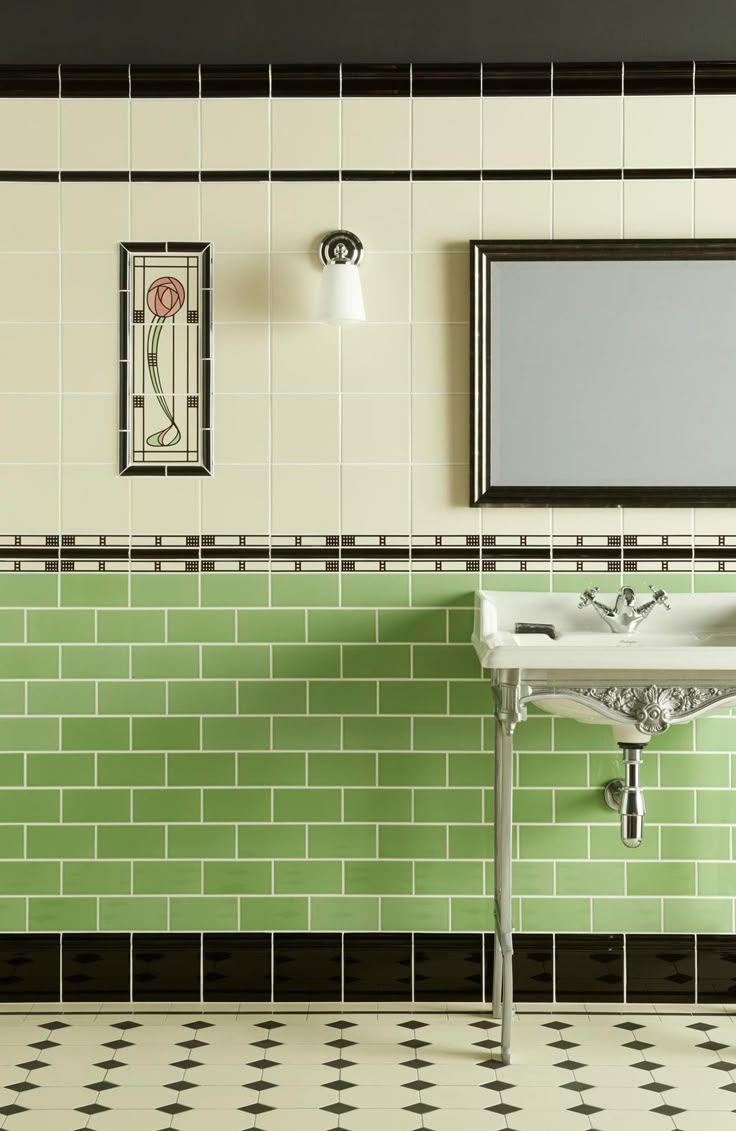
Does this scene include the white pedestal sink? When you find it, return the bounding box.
[472,588,736,1063]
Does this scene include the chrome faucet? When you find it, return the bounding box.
[578,584,670,634]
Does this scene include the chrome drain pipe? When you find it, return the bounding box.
[604,743,646,848]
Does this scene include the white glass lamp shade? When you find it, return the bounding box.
[318,260,366,325]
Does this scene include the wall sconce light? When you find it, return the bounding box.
[318,230,365,325]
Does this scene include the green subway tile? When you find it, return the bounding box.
[238,751,305,785]
[0,789,59,823]
[381,896,449,932]
[272,644,338,679]
[133,645,200,679]
[202,645,270,678]
[343,788,411,822]
[0,646,58,679]
[64,789,130,823]
[203,788,270,823]
[414,717,482,752]
[132,718,199,751]
[448,752,492,787]
[274,788,340,823]
[519,826,588,859]
[379,825,446,859]
[414,789,482,823]
[448,680,491,715]
[271,574,338,607]
[451,897,494,931]
[62,718,128,751]
[411,573,475,607]
[311,897,379,930]
[697,790,736,823]
[272,717,340,750]
[204,717,271,751]
[590,825,660,861]
[98,680,166,715]
[521,897,591,932]
[513,789,552,822]
[345,860,412,894]
[0,862,58,894]
[168,610,235,643]
[309,680,376,715]
[99,897,167,931]
[660,825,730,859]
[647,789,695,824]
[696,718,736,750]
[239,896,308,931]
[98,610,166,643]
[238,609,305,643]
[518,752,586,787]
[98,825,165,858]
[553,719,616,751]
[238,824,306,858]
[308,609,376,643]
[413,644,479,679]
[379,752,445,787]
[698,862,736,895]
[341,573,409,607]
[653,722,694,752]
[589,751,656,790]
[308,751,375,786]
[61,574,128,607]
[274,860,341,894]
[0,828,24,858]
[29,680,95,716]
[63,861,131,895]
[0,682,25,715]
[663,898,733,933]
[0,754,23,787]
[344,717,411,750]
[168,825,236,858]
[512,860,555,896]
[628,861,695,896]
[97,752,165,786]
[29,897,96,931]
[203,861,270,893]
[63,645,129,679]
[0,899,29,930]
[661,752,728,787]
[556,861,625,896]
[343,645,410,679]
[131,574,199,607]
[27,609,94,643]
[378,609,445,643]
[554,788,612,824]
[379,680,446,716]
[447,608,475,644]
[308,824,376,859]
[622,570,692,593]
[238,680,306,715]
[201,573,269,607]
[0,611,25,642]
[170,896,238,931]
[448,826,491,858]
[592,897,662,933]
[27,826,94,858]
[0,574,57,607]
[552,572,614,594]
[415,861,483,895]
[168,680,236,715]
[0,719,58,751]
[168,752,235,786]
[134,861,201,894]
[133,790,200,824]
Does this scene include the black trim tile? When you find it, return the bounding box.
[62,934,130,1002]
[200,64,270,97]
[0,171,59,182]
[553,62,622,95]
[412,169,481,181]
[696,61,736,93]
[697,935,736,1003]
[130,171,200,182]
[624,168,694,179]
[341,170,411,181]
[60,65,129,97]
[273,933,342,1001]
[133,933,200,1002]
[414,933,482,1001]
[511,933,554,1002]
[411,63,481,97]
[200,170,269,181]
[483,63,551,96]
[270,170,340,182]
[626,934,695,1004]
[130,65,199,98]
[0,934,60,1003]
[203,933,271,1001]
[624,61,694,94]
[344,933,412,1001]
[556,934,624,1003]
[342,64,411,97]
[60,171,129,182]
[482,169,551,181]
[271,64,340,97]
[552,168,622,180]
[0,65,59,97]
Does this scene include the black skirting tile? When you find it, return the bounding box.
[343,933,412,1001]
[411,64,481,97]
[130,65,199,98]
[697,935,736,1003]
[513,933,554,1002]
[696,61,736,93]
[271,65,340,98]
[414,933,482,1001]
[626,934,694,1003]
[483,63,551,96]
[556,934,624,1003]
[133,933,200,1001]
[342,64,410,97]
[62,934,130,1002]
[553,62,623,95]
[624,61,694,94]
[200,65,270,97]
[273,933,342,1001]
[0,934,60,1002]
[0,65,59,97]
[60,65,129,97]
[203,933,271,1001]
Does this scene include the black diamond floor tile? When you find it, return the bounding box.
[103,1040,133,1050]
[482,1080,515,1092]
[256,1020,284,1030]
[247,1059,278,1070]
[709,1061,736,1072]
[640,1081,673,1093]
[240,1103,274,1115]
[252,1039,281,1049]
[402,1080,434,1091]
[622,1040,653,1050]
[615,1022,645,1031]
[651,1105,685,1116]
[177,1039,207,1049]
[94,1060,123,1071]
[401,1058,433,1069]
[570,1104,603,1116]
[548,1039,579,1049]
[470,1020,498,1030]
[85,1080,118,1091]
[17,1060,48,1071]
[328,1020,356,1029]
[324,1058,355,1069]
[698,1041,729,1051]
[0,1106,27,1116]
[9,1082,37,1092]
[473,1039,500,1050]
[555,1059,586,1071]
[165,1081,198,1092]
[245,1081,277,1092]
[399,1039,430,1049]
[722,1083,736,1093]
[487,1102,520,1115]
[321,1103,355,1115]
[184,1021,213,1029]
[689,1022,717,1032]
[325,1080,356,1091]
[399,1021,428,1030]
[171,1058,202,1070]
[561,1081,593,1092]
[29,1040,59,1050]
[112,1021,141,1030]
[404,1103,437,1114]
[40,1021,69,1030]
[76,1104,110,1115]
[326,1039,356,1049]
[544,1021,573,1030]
[631,1060,663,1071]
[157,1104,193,1115]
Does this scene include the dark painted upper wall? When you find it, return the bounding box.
[7,0,736,63]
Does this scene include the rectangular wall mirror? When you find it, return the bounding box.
[470,238,736,506]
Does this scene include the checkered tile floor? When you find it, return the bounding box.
[0,1004,734,1130]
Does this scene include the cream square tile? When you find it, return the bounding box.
[271,253,318,322]
[131,181,200,242]
[412,180,481,250]
[342,393,410,463]
[0,394,58,462]
[624,95,694,168]
[623,179,694,237]
[357,253,410,323]
[272,394,339,463]
[694,178,736,237]
[272,323,339,392]
[270,181,340,253]
[482,179,552,237]
[214,323,269,394]
[341,181,411,252]
[131,475,200,535]
[622,507,693,536]
[412,463,481,536]
[0,254,59,322]
[342,97,411,169]
[0,99,58,169]
[412,252,467,322]
[0,323,59,392]
[481,506,552,536]
[696,95,736,166]
[62,253,118,322]
[412,393,468,465]
[411,323,467,393]
[0,465,59,533]
[0,183,59,253]
[483,96,551,169]
[200,182,269,252]
[214,254,269,322]
[201,98,269,169]
[272,464,339,534]
[61,182,130,251]
[201,464,269,533]
[62,323,117,393]
[342,465,411,535]
[554,97,623,169]
[342,323,409,393]
[553,179,622,238]
[61,98,129,170]
[553,508,622,536]
[62,394,117,463]
[694,508,736,536]
[412,98,482,169]
[271,99,340,170]
[131,99,199,169]
[214,394,270,463]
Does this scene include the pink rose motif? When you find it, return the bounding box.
[147,276,185,318]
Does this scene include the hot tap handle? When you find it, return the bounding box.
[578,586,600,609]
[649,584,670,610]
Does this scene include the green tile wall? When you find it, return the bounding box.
[0,570,730,933]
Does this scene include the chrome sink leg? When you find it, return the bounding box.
[494,714,515,1064]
